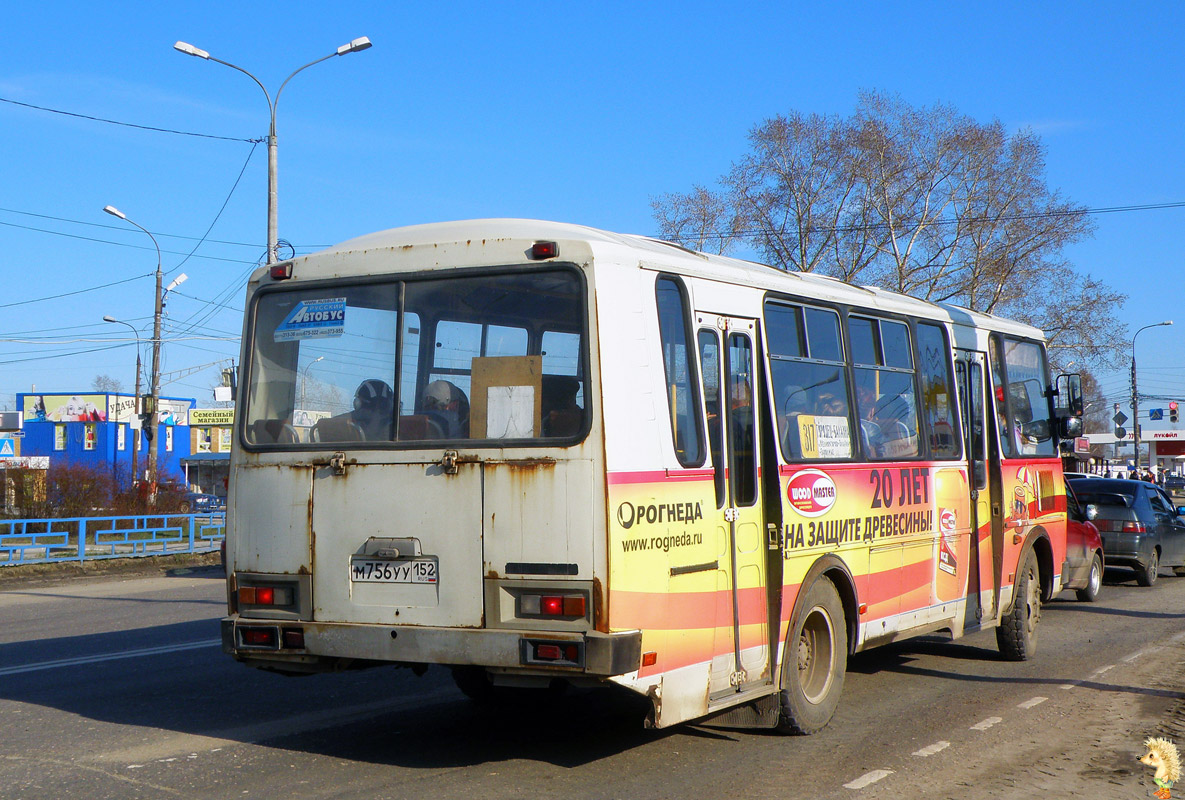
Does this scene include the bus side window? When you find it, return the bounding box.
[988,336,1022,458]
[655,277,704,467]
[916,322,961,459]
[764,300,851,461]
[850,316,921,460]
[1000,338,1055,457]
[698,329,726,508]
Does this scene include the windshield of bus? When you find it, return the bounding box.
[242,268,587,447]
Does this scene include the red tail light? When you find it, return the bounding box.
[529,241,558,260]
[240,627,277,648]
[1122,521,1147,533]
[518,592,587,618]
[238,585,293,606]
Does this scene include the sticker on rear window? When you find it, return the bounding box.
[274,298,346,342]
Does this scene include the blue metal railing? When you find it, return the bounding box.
[0,513,226,567]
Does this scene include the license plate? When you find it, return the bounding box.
[350,558,437,584]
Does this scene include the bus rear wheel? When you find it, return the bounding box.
[997,549,1040,661]
[776,577,847,735]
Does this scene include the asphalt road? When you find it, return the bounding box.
[1,563,1183,800]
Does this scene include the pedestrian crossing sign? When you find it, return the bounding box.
[0,438,13,457]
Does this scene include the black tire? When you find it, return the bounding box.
[997,549,1040,661]
[179,501,191,513]
[1075,552,1103,602]
[1136,548,1160,587]
[451,666,495,702]
[776,578,847,735]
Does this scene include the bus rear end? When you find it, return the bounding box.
[222,223,640,690]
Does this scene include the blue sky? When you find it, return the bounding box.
[1,2,1182,422]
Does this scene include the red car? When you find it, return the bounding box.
[1063,481,1104,601]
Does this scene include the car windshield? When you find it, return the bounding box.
[243,268,588,448]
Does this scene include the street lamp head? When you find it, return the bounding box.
[174,41,210,59]
[337,37,372,55]
[103,205,126,220]
[102,315,118,323]
[165,273,189,292]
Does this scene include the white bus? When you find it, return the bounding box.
[225,219,1082,732]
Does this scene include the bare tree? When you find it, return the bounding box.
[92,374,123,392]
[651,185,746,255]
[652,91,1126,369]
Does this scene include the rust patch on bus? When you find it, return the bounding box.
[307,492,316,571]
[492,457,557,470]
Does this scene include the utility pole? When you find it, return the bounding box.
[103,206,163,503]
[1132,321,1173,472]
[102,316,142,484]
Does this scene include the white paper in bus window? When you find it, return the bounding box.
[798,415,851,459]
[273,298,347,342]
[487,386,535,438]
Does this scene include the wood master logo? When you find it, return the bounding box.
[786,469,838,517]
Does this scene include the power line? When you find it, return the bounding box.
[0,207,261,249]
[167,140,260,273]
[0,219,259,264]
[0,273,150,309]
[0,96,261,143]
[0,209,331,252]
[677,199,1185,242]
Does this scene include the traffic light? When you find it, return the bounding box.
[1171,401,1179,424]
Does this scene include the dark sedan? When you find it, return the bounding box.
[1067,477,1185,586]
[180,492,226,514]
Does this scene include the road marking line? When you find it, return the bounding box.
[844,770,894,789]
[1092,664,1115,677]
[970,716,1003,731]
[1060,681,1081,690]
[912,741,950,757]
[1018,696,1047,709]
[1124,647,1161,662]
[0,639,221,677]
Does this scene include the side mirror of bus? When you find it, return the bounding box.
[1059,416,1083,439]
[1055,373,1084,417]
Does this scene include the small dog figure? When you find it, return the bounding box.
[1139,737,1182,799]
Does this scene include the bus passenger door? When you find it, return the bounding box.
[699,318,770,699]
[955,350,999,626]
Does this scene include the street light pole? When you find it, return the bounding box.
[299,356,324,411]
[102,315,143,485]
[103,205,164,503]
[1132,320,1173,473]
[174,37,373,264]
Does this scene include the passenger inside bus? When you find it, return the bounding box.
[541,375,582,437]
[815,392,846,417]
[423,380,469,438]
[351,378,395,440]
[778,386,810,458]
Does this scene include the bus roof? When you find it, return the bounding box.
[318,218,1046,341]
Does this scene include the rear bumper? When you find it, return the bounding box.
[221,616,642,677]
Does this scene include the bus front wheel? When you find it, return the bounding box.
[776,577,847,735]
[997,549,1040,661]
